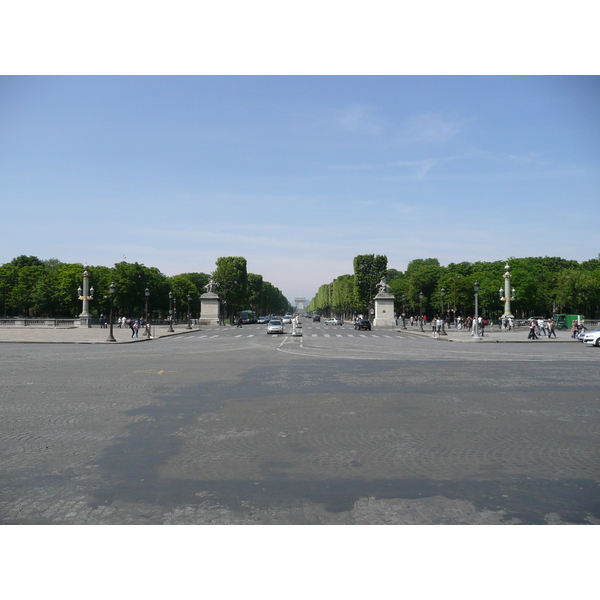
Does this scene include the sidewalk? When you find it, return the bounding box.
[394,324,580,343]
[0,323,201,344]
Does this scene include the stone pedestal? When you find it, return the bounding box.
[200,292,220,325]
[79,316,92,328]
[373,293,396,327]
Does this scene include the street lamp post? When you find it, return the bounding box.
[145,288,150,337]
[187,294,192,329]
[77,267,95,328]
[440,288,447,335]
[471,280,482,340]
[419,291,424,331]
[107,283,116,342]
[168,292,174,332]
[401,294,407,329]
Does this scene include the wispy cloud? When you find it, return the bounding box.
[407,113,462,143]
[394,158,438,179]
[335,104,383,135]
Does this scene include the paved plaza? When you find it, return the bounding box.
[1,322,599,524]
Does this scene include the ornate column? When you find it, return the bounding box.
[500,263,516,319]
[77,267,94,328]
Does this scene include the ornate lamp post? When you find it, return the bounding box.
[419,291,424,331]
[106,283,116,342]
[471,280,482,340]
[440,288,447,335]
[187,294,192,329]
[77,267,95,328]
[499,263,516,319]
[168,292,174,332]
[401,294,407,329]
[145,288,150,337]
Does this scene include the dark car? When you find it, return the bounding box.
[313,315,320,322]
[354,319,371,331]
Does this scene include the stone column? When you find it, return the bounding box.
[500,263,515,319]
[78,268,93,328]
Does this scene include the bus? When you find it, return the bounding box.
[237,310,256,324]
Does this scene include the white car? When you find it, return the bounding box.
[282,315,292,324]
[324,318,343,326]
[582,328,600,347]
[267,319,284,334]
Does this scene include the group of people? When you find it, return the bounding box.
[527,318,558,339]
[97,315,147,337]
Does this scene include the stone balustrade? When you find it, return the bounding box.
[0,318,78,328]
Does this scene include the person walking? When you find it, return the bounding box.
[528,320,538,340]
[132,320,139,338]
[237,316,243,328]
[549,319,557,338]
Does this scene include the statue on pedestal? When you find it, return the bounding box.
[377,277,392,295]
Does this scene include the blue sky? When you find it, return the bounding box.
[1,76,599,301]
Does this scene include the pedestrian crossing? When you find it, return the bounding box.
[167,327,401,341]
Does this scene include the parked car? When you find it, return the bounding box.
[267,319,284,334]
[325,318,343,326]
[354,319,371,331]
[582,327,600,347]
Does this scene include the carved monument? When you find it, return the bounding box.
[373,277,396,328]
[200,278,220,326]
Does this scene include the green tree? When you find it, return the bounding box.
[353,254,388,312]
[247,273,264,313]
[213,257,248,321]
[404,258,442,317]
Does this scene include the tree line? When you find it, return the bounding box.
[0,255,292,321]
[307,254,600,320]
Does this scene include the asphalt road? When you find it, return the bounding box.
[1,323,599,524]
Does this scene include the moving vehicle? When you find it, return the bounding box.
[313,315,320,322]
[582,328,600,347]
[267,319,284,334]
[237,310,256,324]
[354,319,371,331]
[257,316,269,324]
[325,318,343,326]
[282,315,293,324]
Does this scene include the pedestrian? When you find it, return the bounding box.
[571,321,578,338]
[549,319,557,338]
[538,318,547,337]
[237,316,243,328]
[528,320,538,340]
[132,320,139,338]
